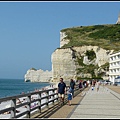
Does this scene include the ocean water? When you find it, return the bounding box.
[0,78,52,98]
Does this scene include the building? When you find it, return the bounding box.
[109,51,120,84]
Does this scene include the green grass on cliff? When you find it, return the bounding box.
[60,24,120,51]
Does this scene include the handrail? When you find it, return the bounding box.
[0,83,81,118]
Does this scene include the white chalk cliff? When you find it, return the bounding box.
[51,31,113,82]
[24,69,52,82]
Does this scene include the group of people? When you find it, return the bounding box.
[78,79,100,92]
[57,78,101,106]
[78,80,88,91]
[57,78,76,106]
[91,80,100,92]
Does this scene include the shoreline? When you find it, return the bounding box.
[0,81,56,99]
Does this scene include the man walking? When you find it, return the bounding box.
[70,79,76,98]
[57,78,67,105]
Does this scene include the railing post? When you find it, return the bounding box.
[74,84,79,96]
[52,89,55,105]
[37,92,41,113]
[54,88,59,103]
[46,91,49,109]
[26,95,31,118]
[10,99,16,118]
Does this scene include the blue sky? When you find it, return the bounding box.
[0,1,120,79]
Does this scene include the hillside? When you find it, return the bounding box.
[60,24,120,52]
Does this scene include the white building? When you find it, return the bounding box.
[109,51,120,84]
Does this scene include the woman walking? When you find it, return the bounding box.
[96,80,100,92]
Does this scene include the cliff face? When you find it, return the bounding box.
[24,69,52,82]
[51,48,76,82]
[51,31,114,82]
[51,46,113,82]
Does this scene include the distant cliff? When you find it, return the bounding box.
[24,68,52,82]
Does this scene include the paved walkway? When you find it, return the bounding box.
[49,85,120,119]
[48,87,89,119]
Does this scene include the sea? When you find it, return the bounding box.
[0,78,53,98]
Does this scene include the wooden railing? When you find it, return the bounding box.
[0,83,81,119]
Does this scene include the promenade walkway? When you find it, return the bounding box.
[48,85,120,119]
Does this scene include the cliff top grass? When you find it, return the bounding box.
[60,24,120,52]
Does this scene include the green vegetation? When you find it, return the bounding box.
[100,62,109,70]
[88,24,120,42]
[76,77,103,80]
[76,64,99,78]
[85,49,96,61]
[76,56,85,66]
[30,68,37,71]
[76,55,99,78]
[60,24,120,51]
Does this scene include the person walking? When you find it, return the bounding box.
[87,80,90,87]
[67,87,73,106]
[70,79,76,98]
[79,80,83,91]
[96,80,100,92]
[57,78,67,105]
[83,80,87,88]
[91,79,96,91]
